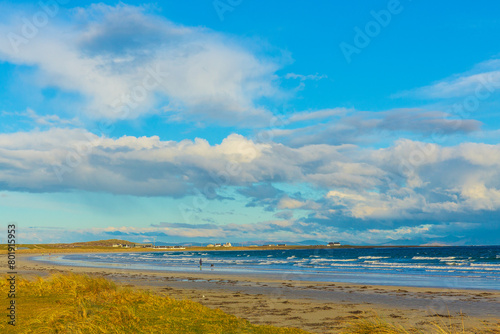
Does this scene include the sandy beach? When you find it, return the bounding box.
[4,253,498,333]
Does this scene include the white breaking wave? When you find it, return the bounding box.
[258,260,288,265]
[412,256,456,260]
[310,258,357,263]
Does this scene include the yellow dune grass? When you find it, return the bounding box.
[1,273,309,333]
[1,273,498,333]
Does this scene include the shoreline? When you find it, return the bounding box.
[6,253,500,333]
[27,251,500,292]
[23,253,498,291]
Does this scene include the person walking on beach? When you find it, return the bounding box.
[199,258,202,269]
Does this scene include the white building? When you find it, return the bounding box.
[327,242,341,246]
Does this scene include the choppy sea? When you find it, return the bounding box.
[32,246,500,290]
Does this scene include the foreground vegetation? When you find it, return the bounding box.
[1,273,308,334]
[342,317,499,334]
[1,273,497,333]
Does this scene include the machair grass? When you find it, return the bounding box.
[1,273,309,334]
[1,273,498,334]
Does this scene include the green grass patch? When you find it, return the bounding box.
[1,273,310,334]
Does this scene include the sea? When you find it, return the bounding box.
[32,245,500,290]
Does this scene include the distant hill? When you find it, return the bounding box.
[294,240,328,246]
[227,240,330,246]
[50,239,138,248]
[41,239,339,248]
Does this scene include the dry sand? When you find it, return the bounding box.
[6,253,500,333]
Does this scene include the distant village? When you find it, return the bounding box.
[111,241,341,249]
[112,243,186,249]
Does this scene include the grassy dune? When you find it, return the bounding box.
[1,273,308,334]
[1,273,498,333]
[342,318,499,334]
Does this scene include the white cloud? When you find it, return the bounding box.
[1,128,500,221]
[284,73,327,81]
[2,108,81,127]
[277,197,320,210]
[460,183,500,211]
[269,108,481,147]
[277,197,305,209]
[326,188,425,219]
[0,4,283,125]
[288,108,350,123]
[398,58,500,99]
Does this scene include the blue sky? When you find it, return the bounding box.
[1,0,500,245]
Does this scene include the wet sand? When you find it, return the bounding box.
[7,253,500,333]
